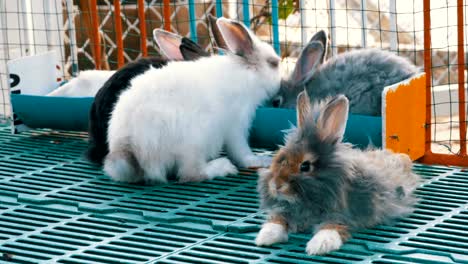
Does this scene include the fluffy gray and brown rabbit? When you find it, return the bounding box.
[256,91,420,255]
[270,30,419,116]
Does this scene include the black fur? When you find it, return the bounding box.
[86,38,210,165]
[180,38,210,60]
[86,57,168,164]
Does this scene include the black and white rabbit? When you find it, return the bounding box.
[256,91,420,255]
[104,17,281,184]
[86,30,210,164]
[270,30,420,116]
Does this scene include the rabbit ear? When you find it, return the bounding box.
[180,37,210,60]
[216,17,254,57]
[296,89,311,129]
[153,29,184,60]
[207,14,228,50]
[290,41,324,84]
[317,95,349,143]
[309,30,328,61]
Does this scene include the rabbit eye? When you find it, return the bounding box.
[300,161,312,172]
[267,58,279,68]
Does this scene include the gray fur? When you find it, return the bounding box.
[271,32,420,116]
[258,94,420,234]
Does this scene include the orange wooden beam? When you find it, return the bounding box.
[137,0,148,57]
[423,0,432,155]
[114,0,124,67]
[456,0,467,156]
[163,0,171,31]
[88,0,102,69]
[419,152,468,167]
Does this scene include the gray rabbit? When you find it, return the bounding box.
[270,31,420,116]
[256,91,420,255]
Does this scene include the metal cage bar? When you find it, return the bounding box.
[360,0,367,48]
[456,0,466,156]
[163,0,171,31]
[188,0,198,42]
[137,0,148,57]
[329,0,337,56]
[242,0,250,27]
[423,0,432,155]
[114,0,124,67]
[215,0,223,17]
[271,0,280,54]
[87,0,102,69]
[420,0,468,166]
[20,0,33,56]
[65,0,79,75]
[389,0,397,51]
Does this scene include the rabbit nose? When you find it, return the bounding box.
[272,98,281,107]
[268,180,278,196]
[269,177,289,195]
[269,178,285,196]
[277,184,290,194]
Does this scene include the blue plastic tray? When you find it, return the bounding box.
[11,94,382,148]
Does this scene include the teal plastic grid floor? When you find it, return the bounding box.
[0,127,467,263]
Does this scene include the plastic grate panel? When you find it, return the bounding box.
[0,126,467,263]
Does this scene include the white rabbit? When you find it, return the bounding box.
[86,29,212,165]
[105,17,281,184]
[47,70,116,97]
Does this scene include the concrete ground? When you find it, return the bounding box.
[431,115,466,154]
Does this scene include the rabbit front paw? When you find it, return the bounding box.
[243,155,273,169]
[179,157,238,183]
[255,222,288,246]
[203,157,238,179]
[306,229,343,255]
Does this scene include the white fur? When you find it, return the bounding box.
[243,155,272,168]
[47,70,116,97]
[202,157,238,180]
[255,222,288,246]
[104,152,143,183]
[306,229,343,255]
[105,19,280,184]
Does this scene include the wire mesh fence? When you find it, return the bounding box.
[425,0,467,160]
[0,0,467,163]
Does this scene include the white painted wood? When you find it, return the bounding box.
[389,0,397,51]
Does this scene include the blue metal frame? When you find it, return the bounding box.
[242,0,250,27]
[188,0,198,42]
[271,0,280,54]
[190,0,281,55]
[216,0,223,17]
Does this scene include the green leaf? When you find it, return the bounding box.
[278,0,295,20]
